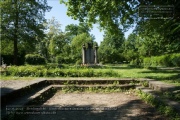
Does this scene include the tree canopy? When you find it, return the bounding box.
[60,0,138,34]
[60,0,180,64]
[0,0,51,65]
[1,0,179,65]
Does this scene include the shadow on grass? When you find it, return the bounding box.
[145,74,180,81]
[141,70,180,74]
[100,66,142,70]
[139,67,180,82]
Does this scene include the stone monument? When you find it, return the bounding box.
[82,43,98,65]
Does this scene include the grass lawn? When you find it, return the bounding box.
[1,64,180,86]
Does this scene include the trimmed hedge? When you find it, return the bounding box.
[25,54,46,65]
[4,65,120,77]
[143,53,180,67]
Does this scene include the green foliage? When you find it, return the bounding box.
[143,53,180,67]
[137,90,180,119]
[141,81,149,87]
[0,40,13,55]
[65,23,90,37]
[56,55,73,64]
[61,86,124,93]
[171,54,180,67]
[98,30,125,63]
[75,59,82,65]
[123,33,140,62]
[4,65,120,77]
[5,65,46,77]
[56,56,64,64]
[25,54,46,65]
[71,33,94,62]
[43,17,68,62]
[0,0,51,65]
[163,92,180,103]
[45,63,66,69]
[60,0,137,34]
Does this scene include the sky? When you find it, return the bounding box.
[45,0,133,45]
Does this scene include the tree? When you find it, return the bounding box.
[65,22,91,42]
[135,19,180,55]
[60,0,138,34]
[98,30,125,63]
[134,0,180,54]
[39,17,72,63]
[0,0,51,65]
[71,33,94,62]
[123,33,137,61]
[61,0,180,50]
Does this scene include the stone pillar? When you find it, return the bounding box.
[94,45,98,64]
[82,44,86,64]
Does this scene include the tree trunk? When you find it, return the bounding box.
[13,32,18,65]
[13,0,18,65]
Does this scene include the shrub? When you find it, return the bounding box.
[45,63,59,69]
[4,66,121,77]
[25,54,46,65]
[143,53,180,67]
[45,63,65,69]
[143,57,151,68]
[6,65,46,77]
[130,58,143,67]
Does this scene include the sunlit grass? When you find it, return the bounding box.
[1,64,179,86]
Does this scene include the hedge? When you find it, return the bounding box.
[143,53,180,67]
[4,65,120,77]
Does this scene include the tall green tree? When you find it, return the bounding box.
[98,30,125,63]
[135,0,180,54]
[0,0,51,65]
[43,17,62,60]
[40,17,72,63]
[123,33,137,61]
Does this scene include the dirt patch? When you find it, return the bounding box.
[27,92,168,120]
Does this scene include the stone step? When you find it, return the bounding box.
[138,79,180,92]
[1,80,49,105]
[52,84,136,90]
[148,81,180,92]
[1,85,53,119]
[136,86,180,115]
[1,79,139,106]
[47,79,138,85]
[2,84,136,119]
[2,83,135,108]
[0,79,46,97]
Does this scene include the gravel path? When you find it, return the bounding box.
[27,92,168,120]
